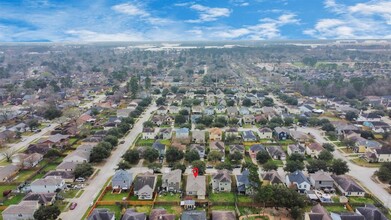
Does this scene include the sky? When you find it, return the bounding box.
[0,0,391,42]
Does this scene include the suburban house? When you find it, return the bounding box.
[287,144,306,156]
[249,144,266,159]
[152,141,166,156]
[212,211,236,220]
[331,175,365,197]
[30,176,65,193]
[261,171,284,186]
[304,204,332,220]
[159,128,172,139]
[192,130,206,144]
[285,171,311,193]
[157,106,168,115]
[274,127,290,140]
[44,170,75,183]
[88,208,115,220]
[242,130,257,142]
[112,169,133,191]
[229,145,245,155]
[37,134,69,148]
[374,147,391,162]
[56,161,79,172]
[22,192,56,206]
[226,107,238,117]
[117,109,133,118]
[351,136,382,153]
[356,204,388,220]
[2,201,39,220]
[149,208,175,220]
[188,144,205,158]
[242,115,255,124]
[306,142,325,158]
[356,113,382,122]
[236,169,256,195]
[175,128,190,139]
[211,170,232,192]
[142,127,156,140]
[11,153,43,169]
[289,131,311,143]
[0,164,19,182]
[134,172,156,200]
[181,211,207,220]
[162,169,182,192]
[308,171,334,190]
[210,141,225,154]
[186,175,206,199]
[121,209,147,220]
[209,128,222,141]
[266,146,286,160]
[225,127,240,139]
[258,127,273,139]
[63,150,90,163]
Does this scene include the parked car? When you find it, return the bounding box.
[119,140,125,144]
[70,202,77,210]
[75,177,85,182]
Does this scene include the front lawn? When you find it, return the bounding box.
[60,189,81,199]
[0,185,17,198]
[101,192,129,201]
[156,193,181,202]
[55,200,70,212]
[2,194,24,205]
[209,192,235,203]
[136,139,155,147]
[351,158,381,168]
[348,196,376,204]
[13,169,37,182]
[277,139,295,145]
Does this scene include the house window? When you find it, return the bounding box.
[319,181,322,184]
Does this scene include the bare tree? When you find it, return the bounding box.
[2,149,16,162]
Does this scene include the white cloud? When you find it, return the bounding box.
[111,3,149,17]
[180,4,231,23]
[304,0,391,39]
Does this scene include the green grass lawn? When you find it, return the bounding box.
[242,216,269,220]
[277,139,295,145]
[326,135,338,141]
[348,196,376,204]
[271,160,284,167]
[153,205,182,218]
[237,195,252,203]
[0,185,17,198]
[13,169,37,182]
[334,142,345,147]
[68,137,79,145]
[324,205,350,213]
[160,139,171,146]
[2,194,25,205]
[209,192,235,202]
[156,193,181,202]
[136,139,156,146]
[210,206,236,211]
[101,192,129,201]
[340,148,353,154]
[60,189,81,199]
[76,190,85,198]
[42,163,60,173]
[239,207,262,216]
[55,200,70,212]
[351,158,381,168]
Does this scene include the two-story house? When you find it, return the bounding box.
[112,169,133,191]
[162,169,182,192]
[211,170,232,192]
[30,176,65,193]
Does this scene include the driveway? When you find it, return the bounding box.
[59,103,157,220]
[296,127,391,208]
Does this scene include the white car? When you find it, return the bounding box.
[75,177,85,182]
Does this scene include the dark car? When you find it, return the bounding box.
[70,202,77,210]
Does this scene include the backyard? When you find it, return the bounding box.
[209,192,235,203]
[156,193,181,202]
[101,191,129,201]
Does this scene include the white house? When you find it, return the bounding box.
[63,150,90,163]
[2,201,39,220]
[285,171,310,193]
[30,176,65,193]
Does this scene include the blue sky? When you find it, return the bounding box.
[0,0,391,42]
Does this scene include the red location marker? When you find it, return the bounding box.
[192,167,199,178]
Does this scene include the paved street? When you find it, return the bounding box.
[296,127,391,208]
[59,103,157,220]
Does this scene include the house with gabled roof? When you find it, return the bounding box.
[88,208,115,220]
[261,171,284,186]
[306,142,325,158]
[142,127,156,140]
[2,201,39,220]
[304,204,332,220]
[30,176,65,193]
[149,209,175,220]
[0,164,19,182]
[211,170,232,192]
[242,130,257,142]
[186,175,206,199]
[356,204,388,220]
[259,127,272,139]
[287,144,306,156]
[112,169,133,191]
[162,169,182,192]
[274,127,290,140]
[249,144,266,159]
[188,144,205,158]
[209,127,222,141]
[309,171,334,190]
[285,170,310,193]
[192,130,206,144]
[331,174,365,197]
[229,145,244,155]
[134,172,156,200]
[63,150,90,163]
[121,209,146,220]
[175,128,190,139]
[266,146,286,160]
[236,169,257,195]
[22,192,56,206]
[210,141,225,154]
[181,211,207,220]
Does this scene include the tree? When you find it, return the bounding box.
[330,159,350,175]
[289,153,305,162]
[302,57,317,67]
[322,123,335,132]
[170,86,178,94]
[143,121,154,128]
[361,131,374,139]
[226,100,235,107]
[323,143,335,152]
[175,115,187,125]
[156,97,166,106]
[116,161,132,170]
[172,162,186,173]
[144,148,159,162]
[284,160,305,173]
[284,117,294,126]
[27,119,40,131]
[104,135,118,147]
[129,76,139,99]
[306,160,328,173]
[242,98,252,107]
[298,116,308,125]
[318,150,333,161]
[44,149,62,158]
[166,148,184,163]
[43,106,62,120]
[148,162,162,173]
[1,149,16,162]
[377,162,391,183]
[34,205,61,220]
[145,76,151,90]
[123,149,140,164]
[262,97,274,107]
[107,128,121,138]
[191,160,206,175]
[263,160,278,171]
[208,151,223,162]
[185,150,200,162]
[90,146,110,162]
[345,111,358,121]
[256,151,271,164]
[74,163,94,178]
[229,151,243,163]
[215,162,233,170]
[97,141,113,151]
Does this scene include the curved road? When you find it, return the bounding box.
[59,103,157,220]
[296,127,391,208]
